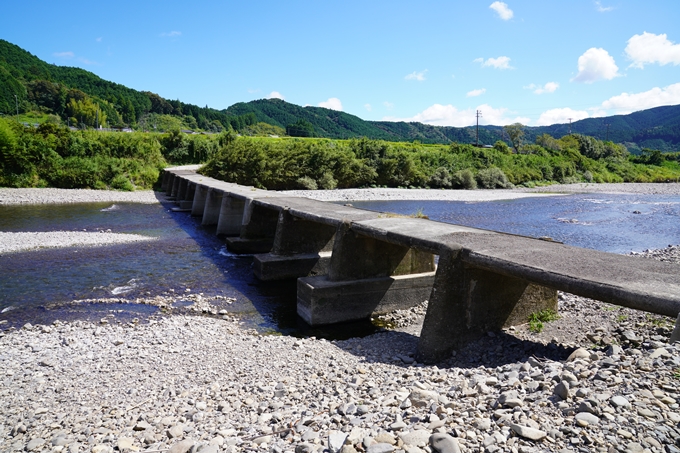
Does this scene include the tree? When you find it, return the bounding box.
[286,119,315,137]
[503,123,525,153]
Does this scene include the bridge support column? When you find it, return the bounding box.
[416,250,558,364]
[179,182,196,210]
[216,196,245,236]
[225,200,279,253]
[253,209,336,281]
[671,313,680,344]
[191,185,208,217]
[161,171,172,191]
[170,176,181,198]
[176,178,188,203]
[165,173,176,196]
[297,222,436,325]
[202,188,223,226]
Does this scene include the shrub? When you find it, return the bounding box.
[318,172,337,190]
[476,167,512,188]
[429,166,452,188]
[451,169,477,189]
[296,176,317,190]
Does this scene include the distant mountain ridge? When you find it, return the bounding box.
[1,39,679,152]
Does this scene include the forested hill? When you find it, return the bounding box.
[1,39,679,152]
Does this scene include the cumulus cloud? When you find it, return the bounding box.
[525,82,559,94]
[364,104,372,112]
[405,70,427,81]
[53,51,74,58]
[601,83,680,114]
[625,32,680,68]
[535,108,589,126]
[160,31,181,37]
[383,103,529,127]
[318,97,343,111]
[267,91,285,100]
[490,2,513,20]
[594,1,614,12]
[572,48,619,83]
[467,88,486,97]
[475,56,513,70]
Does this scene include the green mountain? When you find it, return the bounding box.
[2,39,679,152]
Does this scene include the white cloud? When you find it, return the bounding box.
[383,101,394,110]
[267,91,285,100]
[405,70,427,81]
[572,48,619,83]
[594,1,614,12]
[96,37,102,42]
[160,31,181,37]
[53,51,74,58]
[364,104,372,112]
[383,103,529,127]
[601,83,680,114]
[490,2,513,20]
[318,97,343,111]
[535,108,589,126]
[467,88,486,97]
[625,32,680,68]
[475,56,513,70]
[525,82,559,94]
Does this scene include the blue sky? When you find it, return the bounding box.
[3,0,680,127]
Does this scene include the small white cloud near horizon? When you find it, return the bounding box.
[535,108,589,126]
[572,48,619,83]
[475,56,513,70]
[467,88,486,97]
[364,104,372,112]
[595,1,614,12]
[384,101,395,110]
[601,83,680,114]
[318,97,343,111]
[525,82,559,94]
[625,32,680,69]
[160,31,181,37]
[490,2,513,20]
[53,51,74,58]
[383,103,529,127]
[267,91,285,100]
[405,70,428,81]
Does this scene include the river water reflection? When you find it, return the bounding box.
[0,192,678,333]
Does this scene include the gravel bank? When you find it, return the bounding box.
[279,188,560,203]
[1,249,679,453]
[521,182,680,196]
[0,189,160,206]
[0,231,157,254]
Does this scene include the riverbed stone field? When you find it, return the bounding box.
[0,185,679,453]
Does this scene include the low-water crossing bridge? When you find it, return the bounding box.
[162,168,680,362]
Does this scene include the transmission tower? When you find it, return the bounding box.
[476,110,482,147]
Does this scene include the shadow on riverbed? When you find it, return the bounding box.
[331,329,574,369]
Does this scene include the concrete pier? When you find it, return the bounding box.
[216,196,246,236]
[202,188,223,226]
[225,199,280,253]
[191,185,208,217]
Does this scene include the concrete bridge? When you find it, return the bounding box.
[162,168,680,363]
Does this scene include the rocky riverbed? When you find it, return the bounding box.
[1,248,679,453]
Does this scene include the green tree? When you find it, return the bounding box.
[286,119,315,137]
[503,123,525,153]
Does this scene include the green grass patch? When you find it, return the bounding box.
[528,309,560,333]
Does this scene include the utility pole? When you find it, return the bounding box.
[14,94,18,116]
[568,118,573,135]
[475,110,482,147]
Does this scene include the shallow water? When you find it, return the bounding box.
[350,193,680,254]
[0,192,678,333]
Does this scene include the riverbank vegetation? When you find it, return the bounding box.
[200,134,680,190]
[2,115,679,191]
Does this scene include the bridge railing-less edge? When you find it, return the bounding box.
[162,168,680,363]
